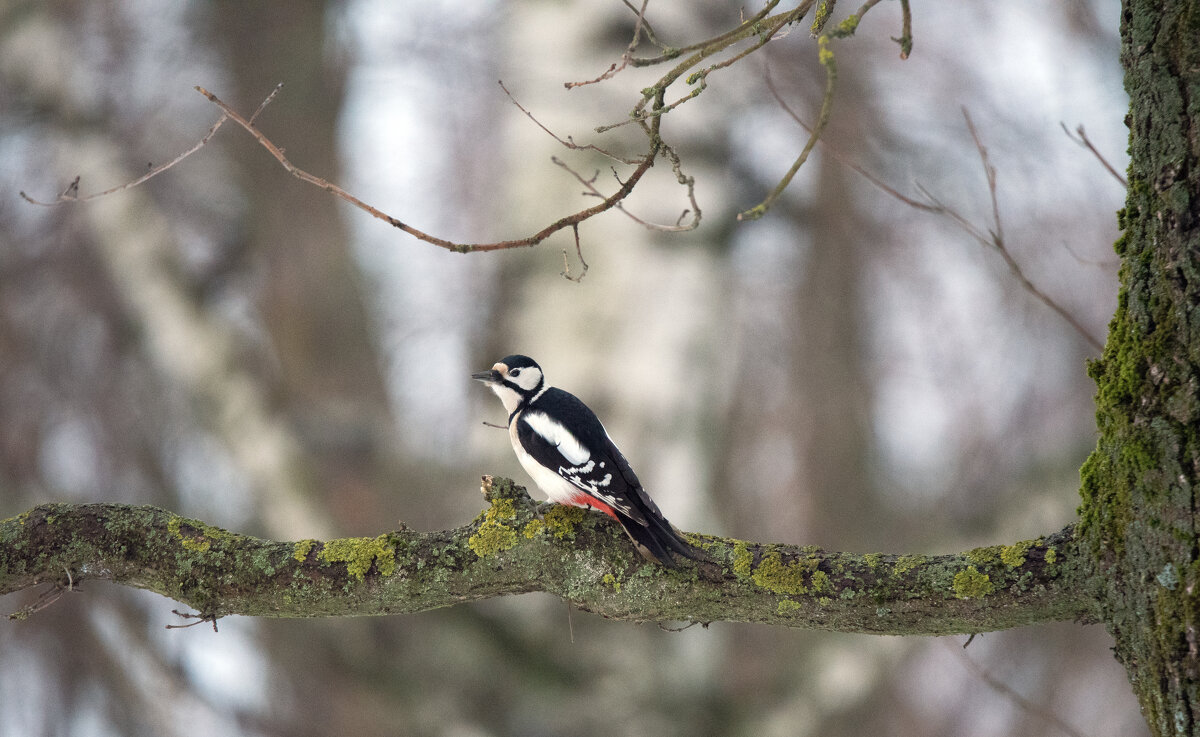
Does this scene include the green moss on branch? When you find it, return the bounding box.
[1,478,1096,634]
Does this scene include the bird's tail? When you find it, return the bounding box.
[620,511,706,568]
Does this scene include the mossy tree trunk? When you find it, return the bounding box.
[1079,1,1200,734]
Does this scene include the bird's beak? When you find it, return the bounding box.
[472,369,501,384]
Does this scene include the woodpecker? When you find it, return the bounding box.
[472,354,701,567]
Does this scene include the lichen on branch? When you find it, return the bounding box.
[1,476,1095,632]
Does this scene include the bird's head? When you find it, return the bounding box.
[472,354,545,415]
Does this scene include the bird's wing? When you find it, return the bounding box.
[520,388,702,567]
[518,401,648,525]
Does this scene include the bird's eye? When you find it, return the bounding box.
[509,368,521,377]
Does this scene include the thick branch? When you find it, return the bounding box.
[2,477,1096,633]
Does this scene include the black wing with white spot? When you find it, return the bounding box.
[519,387,702,566]
[516,395,645,523]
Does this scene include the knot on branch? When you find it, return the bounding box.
[480,475,533,507]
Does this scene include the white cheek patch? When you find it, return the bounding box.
[512,367,543,392]
[522,411,590,465]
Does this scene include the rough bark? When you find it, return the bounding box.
[1,476,1092,634]
[1078,1,1200,734]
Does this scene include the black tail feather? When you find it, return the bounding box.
[618,511,706,568]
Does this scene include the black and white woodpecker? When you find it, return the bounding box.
[473,354,701,567]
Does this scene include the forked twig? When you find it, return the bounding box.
[560,224,590,282]
[6,566,76,621]
[195,86,664,253]
[565,0,652,89]
[166,609,220,632]
[1061,123,1127,188]
[499,81,640,165]
[960,109,1103,351]
[767,78,1103,351]
[950,643,1089,737]
[20,113,232,206]
[552,156,699,232]
[21,84,665,256]
[765,69,934,211]
[739,34,837,221]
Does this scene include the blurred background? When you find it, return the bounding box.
[0,1,1145,736]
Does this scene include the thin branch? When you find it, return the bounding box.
[894,0,913,59]
[191,86,659,253]
[764,68,934,211]
[552,155,699,232]
[22,85,664,256]
[501,81,700,232]
[964,110,1004,247]
[765,83,1104,351]
[560,224,589,282]
[165,609,220,632]
[565,0,651,89]
[1061,122,1127,188]
[617,3,813,132]
[593,1,814,137]
[248,82,284,126]
[6,566,75,621]
[621,0,669,51]
[736,0,897,220]
[629,0,787,67]
[20,113,231,206]
[961,109,1104,352]
[499,81,640,164]
[738,34,837,221]
[950,643,1089,737]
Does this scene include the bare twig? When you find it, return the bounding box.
[499,81,640,164]
[1061,123,1127,188]
[248,82,284,126]
[20,113,231,206]
[630,0,787,67]
[621,0,669,50]
[950,643,1089,737]
[963,111,1004,247]
[194,86,660,253]
[6,566,76,621]
[166,609,220,632]
[765,80,1103,351]
[565,0,651,89]
[593,1,814,136]
[765,69,935,211]
[961,109,1104,351]
[501,79,700,232]
[22,84,664,256]
[552,155,699,232]
[560,224,589,282]
[738,34,837,221]
[737,0,899,220]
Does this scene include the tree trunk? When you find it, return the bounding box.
[1079,1,1200,734]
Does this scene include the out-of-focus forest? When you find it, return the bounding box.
[0,1,1147,736]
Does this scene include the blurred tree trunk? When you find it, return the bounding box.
[209,1,395,530]
[789,104,875,554]
[1080,1,1200,734]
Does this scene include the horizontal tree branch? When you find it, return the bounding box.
[2,477,1097,634]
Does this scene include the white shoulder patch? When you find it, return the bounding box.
[523,411,591,465]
